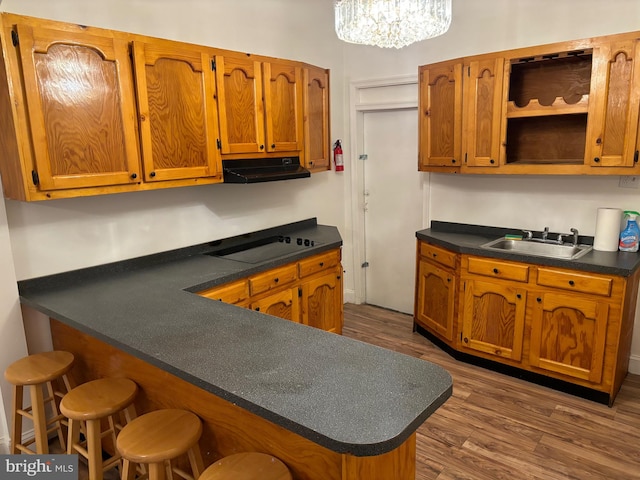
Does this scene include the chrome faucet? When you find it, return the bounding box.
[542,226,549,241]
[570,228,579,246]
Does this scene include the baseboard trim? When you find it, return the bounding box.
[629,354,640,375]
[343,289,356,305]
[0,434,9,454]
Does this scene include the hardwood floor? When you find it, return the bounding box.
[342,303,640,480]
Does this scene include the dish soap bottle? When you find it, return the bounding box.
[619,210,640,252]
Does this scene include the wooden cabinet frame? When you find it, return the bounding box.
[413,240,640,404]
[418,29,640,176]
[0,13,329,201]
[198,249,343,334]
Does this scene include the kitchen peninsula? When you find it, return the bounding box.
[18,219,452,480]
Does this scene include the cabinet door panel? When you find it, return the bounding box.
[17,25,140,190]
[263,62,303,152]
[215,56,264,154]
[415,259,455,341]
[464,57,504,167]
[301,270,342,334]
[132,41,221,182]
[418,61,462,168]
[303,66,330,171]
[461,279,526,361]
[587,40,640,167]
[529,292,607,383]
[251,288,299,322]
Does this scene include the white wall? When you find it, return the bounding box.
[2,0,640,450]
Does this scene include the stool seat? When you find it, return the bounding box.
[4,351,74,385]
[4,351,74,455]
[61,377,138,480]
[117,409,202,463]
[117,409,204,480]
[60,377,137,420]
[200,452,292,480]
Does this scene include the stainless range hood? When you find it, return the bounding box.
[222,157,310,183]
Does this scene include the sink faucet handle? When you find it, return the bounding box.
[542,226,549,240]
[522,230,533,240]
[570,228,579,246]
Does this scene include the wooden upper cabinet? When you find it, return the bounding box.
[586,39,640,168]
[15,24,140,191]
[214,57,303,156]
[263,61,303,153]
[132,40,221,182]
[214,56,265,154]
[418,60,462,169]
[303,66,330,171]
[463,57,504,168]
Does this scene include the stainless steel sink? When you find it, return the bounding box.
[480,238,593,260]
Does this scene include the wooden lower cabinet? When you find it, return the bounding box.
[529,291,609,383]
[251,287,299,322]
[461,278,526,362]
[300,268,343,333]
[414,239,640,404]
[414,242,458,342]
[199,249,343,334]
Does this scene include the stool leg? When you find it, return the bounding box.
[29,384,48,454]
[45,380,66,452]
[121,459,136,480]
[149,462,166,480]
[86,419,104,480]
[187,444,204,478]
[67,418,81,455]
[10,385,23,454]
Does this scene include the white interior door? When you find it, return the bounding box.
[362,108,422,313]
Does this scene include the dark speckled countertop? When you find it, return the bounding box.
[419,221,640,276]
[18,218,452,457]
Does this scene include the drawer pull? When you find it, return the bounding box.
[493,268,499,274]
[274,278,279,283]
[568,280,575,286]
[516,293,521,299]
[537,297,542,303]
[463,337,469,343]
[319,262,324,267]
[255,307,260,311]
[432,253,437,258]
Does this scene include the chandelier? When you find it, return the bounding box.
[334,0,452,49]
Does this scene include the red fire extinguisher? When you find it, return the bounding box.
[333,140,344,172]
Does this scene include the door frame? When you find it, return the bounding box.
[347,74,428,305]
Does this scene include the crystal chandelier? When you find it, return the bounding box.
[334,0,452,49]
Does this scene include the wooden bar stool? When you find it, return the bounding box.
[4,350,74,454]
[60,377,137,480]
[116,409,204,480]
[199,452,292,480]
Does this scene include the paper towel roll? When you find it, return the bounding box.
[594,207,622,252]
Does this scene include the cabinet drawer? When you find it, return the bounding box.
[420,242,457,269]
[537,268,613,297]
[298,250,340,278]
[198,280,249,304]
[467,256,529,283]
[249,264,298,296]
